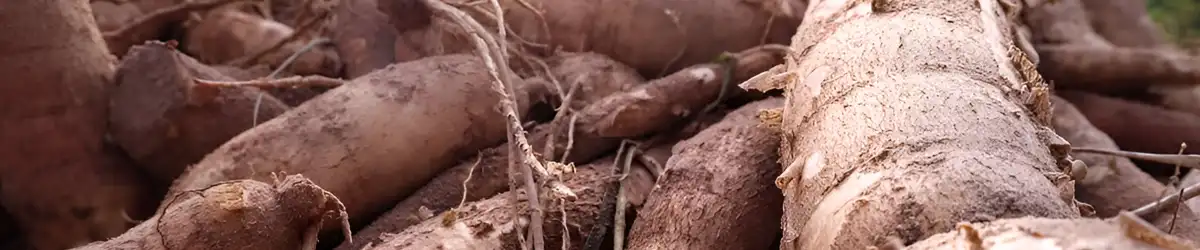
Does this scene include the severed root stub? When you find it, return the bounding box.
[109,41,289,184]
[904,213,1199,250]
[73,174,351,250]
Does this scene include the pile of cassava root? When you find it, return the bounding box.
[4,0,1200,249]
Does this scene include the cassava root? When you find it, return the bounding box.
[770,0,1081,248]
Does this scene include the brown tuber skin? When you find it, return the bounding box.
[337,52,645,250]
[73,175,350,250]
[91,1,144,32]
[1037,45,1200,93]
[383,0,805,76]
[773,0,1080,248]
[1078,0,1171,49]
[627,98,784,249]
[109,42,290,184]
[1022,0,1200,93]
[332,0,398,78]
[165,55,536,231]
[184,9,341,77]
[1051,95,1200,239]
[0,0,158,249]
[1057,91,1200,161]
[339,47,785,250]
[364,142,676,250]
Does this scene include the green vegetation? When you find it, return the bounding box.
[1147,0,1200,45]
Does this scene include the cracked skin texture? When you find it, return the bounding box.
[775,0,1079,249]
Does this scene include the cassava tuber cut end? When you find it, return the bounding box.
[110,41,288,183]
[76,175,349,250]
[1,1,157,248]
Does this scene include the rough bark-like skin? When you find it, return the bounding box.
[0,1,157,249]
[166,55,527,228]
[1050,95,1200,240]
[628,98,783,249]
[365,144,668,250]
[74,175,346,250]
[775,1,1078,249]
[1057,91,1200,160]
[332,0,397,78]
[385,0,805,76]
[110,42,289,184]
[1077,0,1170,49]
[337,53,643,250]
[904,216,1199,250]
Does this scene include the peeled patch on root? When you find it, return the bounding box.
[801,171,884,249]
[211,184,249,212]
[800,65,830,102]
[686,67,718,82]
[739,65,790,92]
[801,151,825,181]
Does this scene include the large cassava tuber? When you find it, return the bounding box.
[1050,95,1200,239]
[109,42,289,184]
[766,0,1080,248]
[338,52,645,249]
[339,47,785,250]
[165,55,536,228]
[0,0,157,249]
[384,0,805,75]
[627,98,784,249]
[73,175,351,250]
